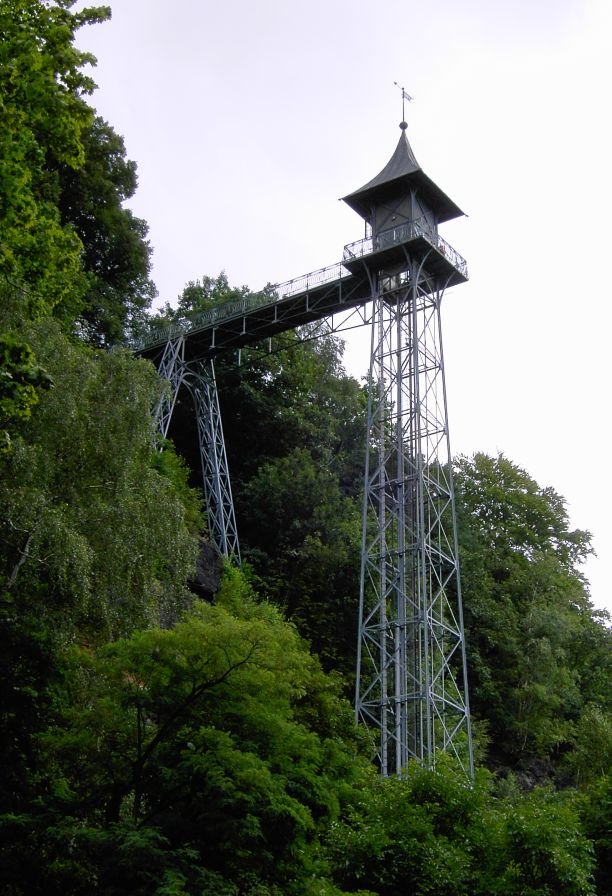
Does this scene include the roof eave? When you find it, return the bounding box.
[342,171,464,224]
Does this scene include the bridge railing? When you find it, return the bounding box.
[135,260,353,350]
[274,261,351,299]
[343,220,468,278]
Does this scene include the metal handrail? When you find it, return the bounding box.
[275,261,351,299]
[136,261,353,350]
[343,220,468,278]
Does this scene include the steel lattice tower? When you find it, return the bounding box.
[143,115,472,778]
[344,121,473,778]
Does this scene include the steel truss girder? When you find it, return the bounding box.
[154,343,240,562]
[138,271,374,362]
[356,262,473,780]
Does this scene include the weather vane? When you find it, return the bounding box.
[394,82,414,125]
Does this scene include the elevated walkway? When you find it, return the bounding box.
[136,219,467,364]
[137,262,370,363]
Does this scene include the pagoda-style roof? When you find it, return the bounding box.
[342,126,464,224]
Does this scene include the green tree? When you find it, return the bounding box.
[174,272,251,319]
[454,453,602,773]
[56,115,156,345]
[0,0,110,322]
[1,1,151,345]
[0,328,52,450]
[1,571,367,895]
[327,762,595,896]
[0,320,200,638]
[0,320,202,819]
[582,773,612,896]
[240,447,361,676]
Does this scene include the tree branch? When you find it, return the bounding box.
[8,531,34,588]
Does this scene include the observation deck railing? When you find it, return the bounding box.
[343,219,468,279]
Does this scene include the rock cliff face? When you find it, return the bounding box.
[188,539,223,602]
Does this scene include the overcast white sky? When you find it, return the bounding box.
[75,0,611,613]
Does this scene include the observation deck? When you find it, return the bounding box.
[343,219,468,287]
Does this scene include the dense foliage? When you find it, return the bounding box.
[456,453,611,774]
[57,114,156,345]
[2,573,367,895]
[0,0,154,340]
[1,3,610,893]
[0,0,102,322]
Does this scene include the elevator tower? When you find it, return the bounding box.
[141,114,473,779]
[344,121,473,778]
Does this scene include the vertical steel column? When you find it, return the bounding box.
[185,361,241,562]
[356,263,473,779]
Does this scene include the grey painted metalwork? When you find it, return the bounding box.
[184,362,240,562]
[135,228,466,358]
[348,125,473,779]
[154,344,239,562]
[139,118,472,779]
[154,335,186,439]
[355,267,472,778]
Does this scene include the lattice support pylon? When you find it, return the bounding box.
[356,263,473,779]
[154,335,186,439]
[154,340,240,562]
[185,361,241,562]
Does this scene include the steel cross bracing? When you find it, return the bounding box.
[154,343,239,562]
[140,191,472,778]
[184,363,240,562]
[154,335,186,439]
[355,262,473,779]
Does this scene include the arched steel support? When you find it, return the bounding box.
[355,260,473,780]
[184,361,241,563]
[154,340,240,562]
[154,335,186,440]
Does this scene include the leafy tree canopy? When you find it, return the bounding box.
[455,453,610,776]
[327,762,596,896]
[1,570,368,895]
[1,0,154,344]
[0,329,53,450]
[0,0,109,321]
[0,317,202,818]
[57,115,157,345]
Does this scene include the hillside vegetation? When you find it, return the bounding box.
[1,4,610,894]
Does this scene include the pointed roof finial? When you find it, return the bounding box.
[394,82,413,129]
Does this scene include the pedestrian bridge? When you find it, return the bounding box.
[135,218,467,363]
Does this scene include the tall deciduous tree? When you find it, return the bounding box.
[0,329,52,450]
[0,320,200,638]
[0,0,109,321]
[1,1,154,344]
[327,761,596,896]
[56,115,156,345]
[1,571,366,895]
[0,319,202,817]
[455,452,610,776]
